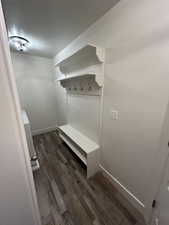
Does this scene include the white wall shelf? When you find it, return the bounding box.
[55,44,105,96]
[59,124,99,178]
[56,73,102,96]
[57,73,95,82]
[55,44,105,70]
[56,72,103,86]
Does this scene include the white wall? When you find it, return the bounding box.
[54,0,169,220]
[11,53,58,134]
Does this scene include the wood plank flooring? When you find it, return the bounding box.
[33,131,145,225]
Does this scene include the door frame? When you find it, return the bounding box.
[149,101,169,224]
[0,2,41,225]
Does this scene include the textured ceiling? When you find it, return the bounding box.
[2,0,120,58]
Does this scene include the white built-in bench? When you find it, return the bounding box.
[59,124,99,178]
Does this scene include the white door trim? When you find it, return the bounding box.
[0,3,41,225]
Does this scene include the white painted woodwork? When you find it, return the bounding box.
[55,44,105,178]
[100,165,145,215]
[59,125,99,178]
[55,45,105,68]
[151,158,169,225]
[59,125,99,153]
[150,102,169,225]
[0,2,41,225]
[59,133,87,165]
[56,73,97,82]
[22,110,36,158]
[55,45,105,96]
[22,110,40,172]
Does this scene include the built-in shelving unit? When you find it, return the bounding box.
[59,125,99,178]
[55,44,105,95]
[55,44,105,177]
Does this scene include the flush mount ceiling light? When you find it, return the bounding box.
[9,36,30,52]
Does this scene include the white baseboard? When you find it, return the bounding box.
[32,125,58,136]
[99,165,145,215]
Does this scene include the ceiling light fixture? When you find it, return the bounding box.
[9,36,30,52]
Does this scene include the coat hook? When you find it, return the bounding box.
[88,86,92,91]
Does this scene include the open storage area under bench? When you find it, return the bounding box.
[59,124,99,178]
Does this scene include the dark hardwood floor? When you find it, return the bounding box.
[33,131,145,225]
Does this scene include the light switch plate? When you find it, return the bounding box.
[110,110,119,120]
